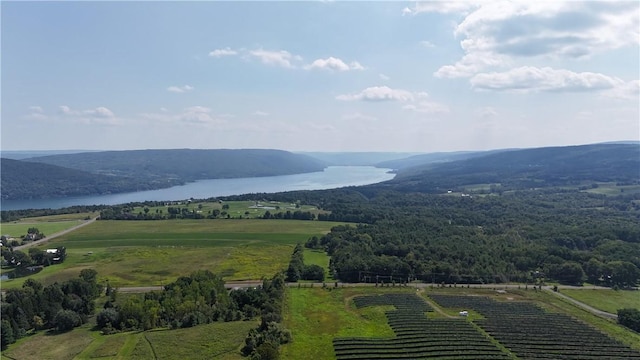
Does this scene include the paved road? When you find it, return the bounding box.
[13,217,98,251]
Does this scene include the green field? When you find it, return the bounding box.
[1,320,255,360]
[1,219,342,289]
[561,288,640,314]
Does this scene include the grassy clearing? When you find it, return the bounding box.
[280,287,416,360]
[2,324,95,360]
[561,288,640,314]
[1,220,342,289]
[304,249,334,281]
[140,321,256,360]
[583,182,640,196]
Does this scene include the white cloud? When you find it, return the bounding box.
[42,105,120,125]
[248,49,302,68]
[141,106,228,126]
[253,110,269,116]
[208,47,238,58]
[304,57,365,71]
[379,73,390,81]
[420,40,435,48]
[403,1,482,16]
[470,66,625,93]
[336,86,417,102]
[167,85,194,93]
[425,1,640,83]
[29,105,43,113]
[602,80,640,100]
[477,106,499,118]
[402,101,450,114]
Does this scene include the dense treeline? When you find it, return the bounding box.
[285,244,325,282]
[309,190,640,287]
[1,205,105,222]
[618,308,640,332]
[1,270,102,349]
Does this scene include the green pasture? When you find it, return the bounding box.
[1,320,254,360]
[304,248,334,281]
[561,288,640,314]
[1,219,342,289]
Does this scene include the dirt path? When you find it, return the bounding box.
[14,217,98,251]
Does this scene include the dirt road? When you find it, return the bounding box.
[14,217,98,251]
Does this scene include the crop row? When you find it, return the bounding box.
[429,294,640,359]
[334,294,510,360]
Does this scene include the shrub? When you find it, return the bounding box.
[53,310,81,332]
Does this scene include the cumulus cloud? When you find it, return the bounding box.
[304,57,365,71]
[379,73,390,81]
[167,85,194,93]
[336,86,419,102]
[208,47,238,58]
[470,66,625,93]
[248,49,302,68]
[421,1,640,83]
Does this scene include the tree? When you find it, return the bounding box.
[53,310,81,332]
[1,320,15,350]
[618,308,640,332]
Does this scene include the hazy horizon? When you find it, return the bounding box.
[2,1,639,152]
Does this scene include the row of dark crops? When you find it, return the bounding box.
[429,294,640,360]
[333,293,512,360]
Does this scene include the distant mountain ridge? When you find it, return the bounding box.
[373,143,640,193]
[3,149,326,200]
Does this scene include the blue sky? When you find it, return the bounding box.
[2,1,639,152]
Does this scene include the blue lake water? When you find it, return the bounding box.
[1,166,395,210]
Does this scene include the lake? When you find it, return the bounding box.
[1,166,395,210]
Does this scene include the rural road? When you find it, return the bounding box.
[544,288,618,319]
[13,217,98,251]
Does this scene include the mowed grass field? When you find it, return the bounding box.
[0,320,255,360]
[561,288,640,314]
[1,219,342,289]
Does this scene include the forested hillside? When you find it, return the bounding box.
[380,143,640,193]
[1,158,177,200]
[26,149,326,181]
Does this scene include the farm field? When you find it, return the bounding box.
[560,288,640,314]
[282,287,640,360]
[1,219,342,289]
[129,200,325,219]
[1,220,87,241]
[0,320,254,360]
